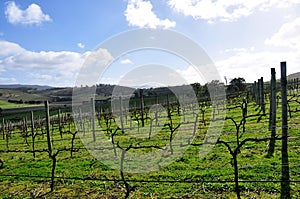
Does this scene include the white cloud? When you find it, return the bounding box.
[265,17,300,49]
[77,43,85,49]
[220,47,255,54]
[120,58,133,64]
[29,72,54,82]
[176,65,205,84]
[0,40,95,86]
[0,77,17,84]
[5,1,52,25]
[0,40,24,56]
[76,48,114,86]
[0,47,88,71]
[99,77,118,85]
[125,0,176,29]
[82,48,113,69]
[0,42,114,86]
[215,48,300,83]
[167,0,300,22]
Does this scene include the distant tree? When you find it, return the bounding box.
[204,80,224,95]
[195,80,224,101]
[227,77,246,93]
[191,83,202,98]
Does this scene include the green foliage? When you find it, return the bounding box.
[227,77,247,94]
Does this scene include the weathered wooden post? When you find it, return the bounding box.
[91,98,96,142]
[252,81,257,102]
[58,109,62,138]
[5,123,9,150]
[267,68,277,157]
[140,89,145,127]
[79,108,85,135]
[23,117,28,138]
[45,101,52,155]
[280,62,291,199]
[182,94,186,122]
[257,79,261,107]
[2,118,4,140]
[260,77,265,114]
[30,111,36,158]
[119,96,124,132]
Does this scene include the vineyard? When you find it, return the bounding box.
[1,62,300,198]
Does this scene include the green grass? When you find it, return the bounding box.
[0,91,300,198]
[0,88,48,102]
[0,100,42,109]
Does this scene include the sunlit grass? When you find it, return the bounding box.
[0,91,300,198]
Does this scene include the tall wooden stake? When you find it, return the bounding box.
[30,111,36,158]
[91,97,96,142]
[140,89,145,127]
[58,109,62,138]
[280,62,291,199]
[2,118,4,140]
[45,101,52,155]
[267,68,277,157]
[119,96,124,132]
[260,77,265,114]
[257,79,261,107]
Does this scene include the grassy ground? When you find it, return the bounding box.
[0,88,48,102]
[0,100,42,109]
[0,92,300,198]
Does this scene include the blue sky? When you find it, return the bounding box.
[0,0,300,87]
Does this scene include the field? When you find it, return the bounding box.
[0,100,42,109]
[0,77,300,198]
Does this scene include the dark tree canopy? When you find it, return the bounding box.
[227,77,246,93]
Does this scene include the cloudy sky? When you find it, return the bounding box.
[0,0,300,87]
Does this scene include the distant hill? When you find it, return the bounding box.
[0,88,49,103]
[0,84,136,105]
[0,82,216,107]
[0,84,53,90]
[288,72,300,80]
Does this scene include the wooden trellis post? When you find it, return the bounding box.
[58,109,62,138]
[253,81,258,103]
[140,89,145,127]
[30,111,36,158]
[45,101,52,154]
[267,68,277,157]
[2,118,4,140]
[257,79,261,107]
[91,97,96,142]
[260,77,265,114]
[119,96,124,132]
[280,61,291,199]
